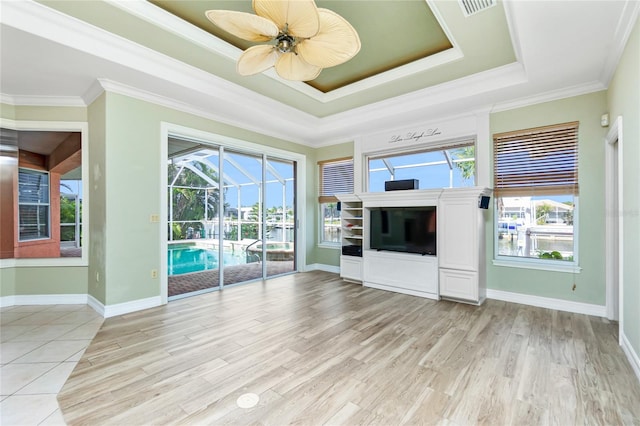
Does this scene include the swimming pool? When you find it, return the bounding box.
[168,244,247,275]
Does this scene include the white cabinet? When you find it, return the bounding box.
[439,269,479,301]
[363,249,438,299]
[437,187,490,305]
[340,256,362,282]
[336,188,490,305]
[336,194,363,282]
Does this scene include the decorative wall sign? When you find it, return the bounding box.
[388,128,442,144]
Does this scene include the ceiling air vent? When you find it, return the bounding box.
[459,0,496,16]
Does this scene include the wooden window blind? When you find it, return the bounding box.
[493,121,579,196]
[318,157,353,203]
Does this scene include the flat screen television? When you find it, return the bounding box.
[369,206,437,256]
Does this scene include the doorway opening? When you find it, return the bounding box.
[605,116,623,340]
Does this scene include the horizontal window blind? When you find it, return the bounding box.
[18,168,50,240]
[493,122,579,196]
[18,168,49,203]
[318,158,353,203]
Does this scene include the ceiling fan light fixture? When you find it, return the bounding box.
[205,0,360,81]
[276,33,296,53]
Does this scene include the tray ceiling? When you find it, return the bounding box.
[150,0,454,93]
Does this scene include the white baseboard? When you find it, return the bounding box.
[621,331,640,384]
[0,294,87,308]
[0,295,15,308]
[89,295,163,318]
[486,289,607,317]
[306,263,340,274]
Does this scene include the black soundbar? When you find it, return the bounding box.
[384,179,419,191]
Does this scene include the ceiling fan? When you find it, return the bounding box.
[205,0,361,81]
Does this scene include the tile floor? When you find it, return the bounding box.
[1,304,103,425]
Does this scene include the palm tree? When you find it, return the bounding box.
[536,203,553,225]
[452,146,475,183]
[168,163,227,238]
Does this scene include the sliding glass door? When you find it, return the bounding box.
[167,141,222,298]
[265,157,296,278]
[166,138,297,300]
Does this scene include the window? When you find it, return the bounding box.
[18,168,50,241]
[494,122,578,264]
[367,142,475,192]
[318,158,354,245]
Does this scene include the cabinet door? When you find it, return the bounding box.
[438,197,478,271]
[439,269,478,303]
[340,256,362,281]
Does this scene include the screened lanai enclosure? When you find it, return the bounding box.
[167,137,296,299]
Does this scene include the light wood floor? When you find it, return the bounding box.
[58,271,640,425]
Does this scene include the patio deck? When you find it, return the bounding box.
[168,260,294,297]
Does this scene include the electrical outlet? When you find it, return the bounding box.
[151,269,158,279]
[150,214,160,223]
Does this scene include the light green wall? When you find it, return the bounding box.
[0,105,89,299]
[1,103,86,122]
[313,142,355,268]
[98,92,317,305]
[0,268,16,297]
[12,105,87,122]
[607,17,640,358]
[14,267,88,295]
[88,93,107,304]
[1,103,16,120]
[488,91,608,305]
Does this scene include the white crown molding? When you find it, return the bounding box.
[2,0,631,148]
[502,0,523,64]
[107,0,466,104]
[0,93,85,107]
[312,61,527,146]
[93,78,317,146]
[599,0,640,86]
[490,80,606,113]
[1,0,318,143]
[82,79,106,106]
[256,48,463,104]
[486,288,606,317]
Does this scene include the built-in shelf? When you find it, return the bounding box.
[337,194,363,282]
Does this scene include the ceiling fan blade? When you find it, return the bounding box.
[275,52,321,81]
[253,0,319,38]
[237,45,280,76]
[205,10,279,42]
[296,8,361,68]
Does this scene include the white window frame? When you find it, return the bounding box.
[0,119,89,268]
[318,202,341,248]
[492,122,581,273]
[493,195,581,273]
[364,139,476,192]
[318,158,354,248]
[18,167,51,241]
